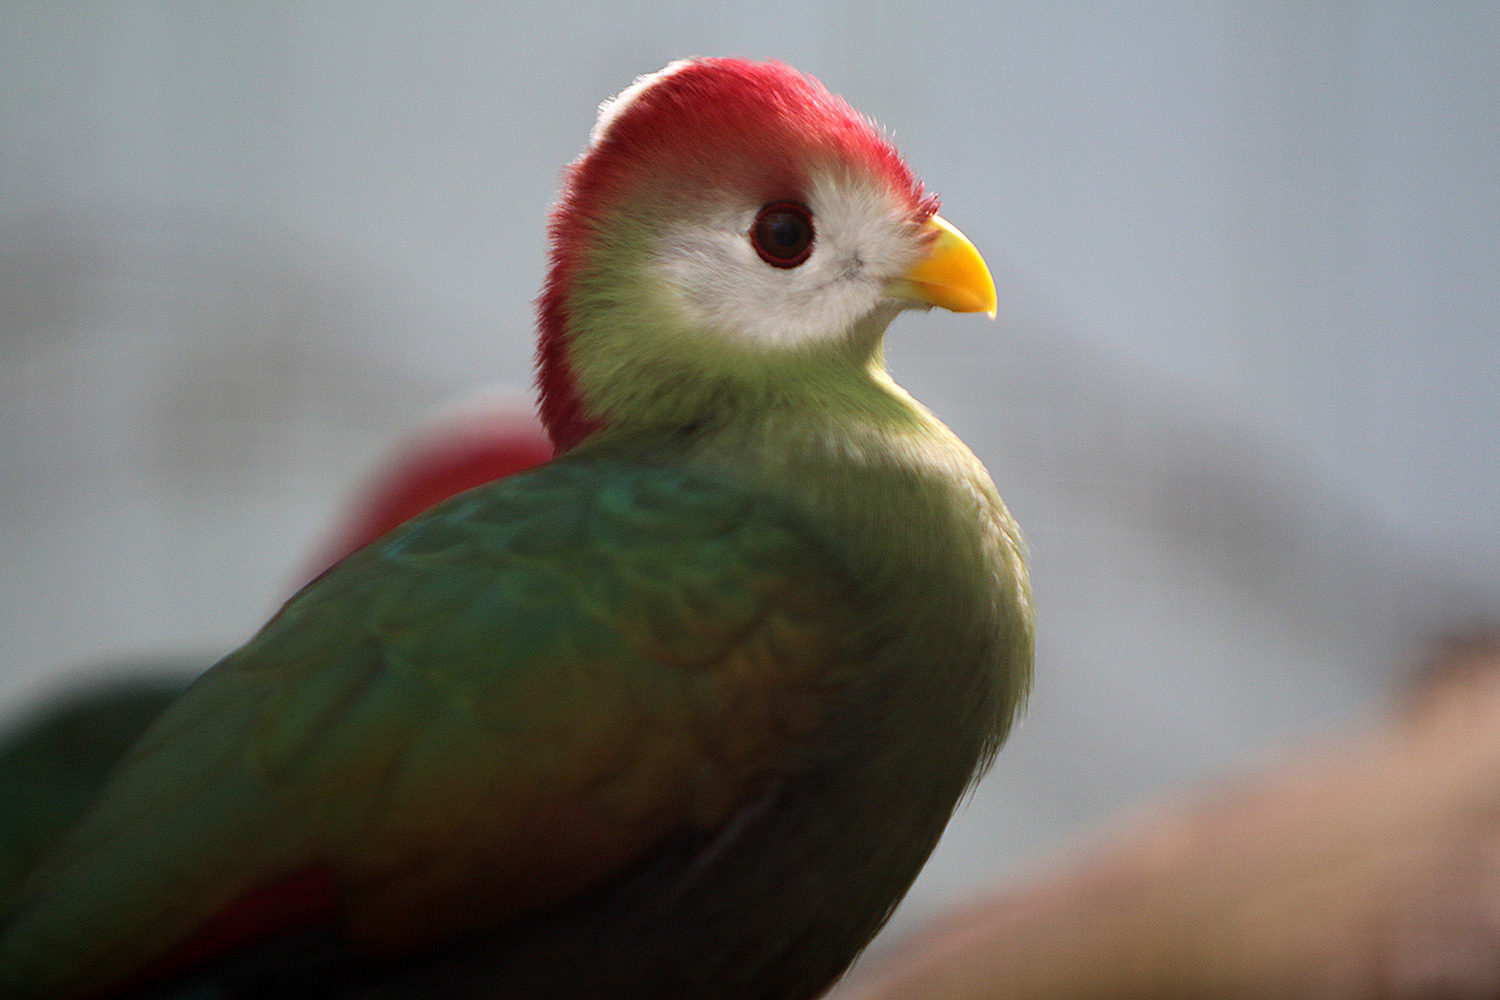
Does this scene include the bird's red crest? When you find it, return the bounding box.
[535,58,938,451]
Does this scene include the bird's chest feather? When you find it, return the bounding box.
[351,425,1031,1000]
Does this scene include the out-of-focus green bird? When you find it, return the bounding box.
[0,58,1031,1000]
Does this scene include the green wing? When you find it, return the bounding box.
[0,458,868,999]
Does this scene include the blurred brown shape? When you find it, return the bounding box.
[843,635,1500,1000]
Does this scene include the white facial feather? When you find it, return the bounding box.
[653,173,925,348]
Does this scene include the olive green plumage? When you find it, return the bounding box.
[0,398,1028,999]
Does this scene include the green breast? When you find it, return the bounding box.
[581,387,1033,767]
[523,391,1033,999]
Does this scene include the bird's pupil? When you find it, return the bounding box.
[769,215,802,248]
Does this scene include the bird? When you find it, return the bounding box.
[0,57,1032,1000]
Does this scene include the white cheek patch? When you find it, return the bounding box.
[654,174,922,348]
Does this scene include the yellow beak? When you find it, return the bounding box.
[888,214,997,318]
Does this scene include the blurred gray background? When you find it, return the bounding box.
[2,0,1498,956]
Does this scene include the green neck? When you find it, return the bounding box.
[569,326,919,444]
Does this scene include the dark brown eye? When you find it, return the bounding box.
[751,202,814,268]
